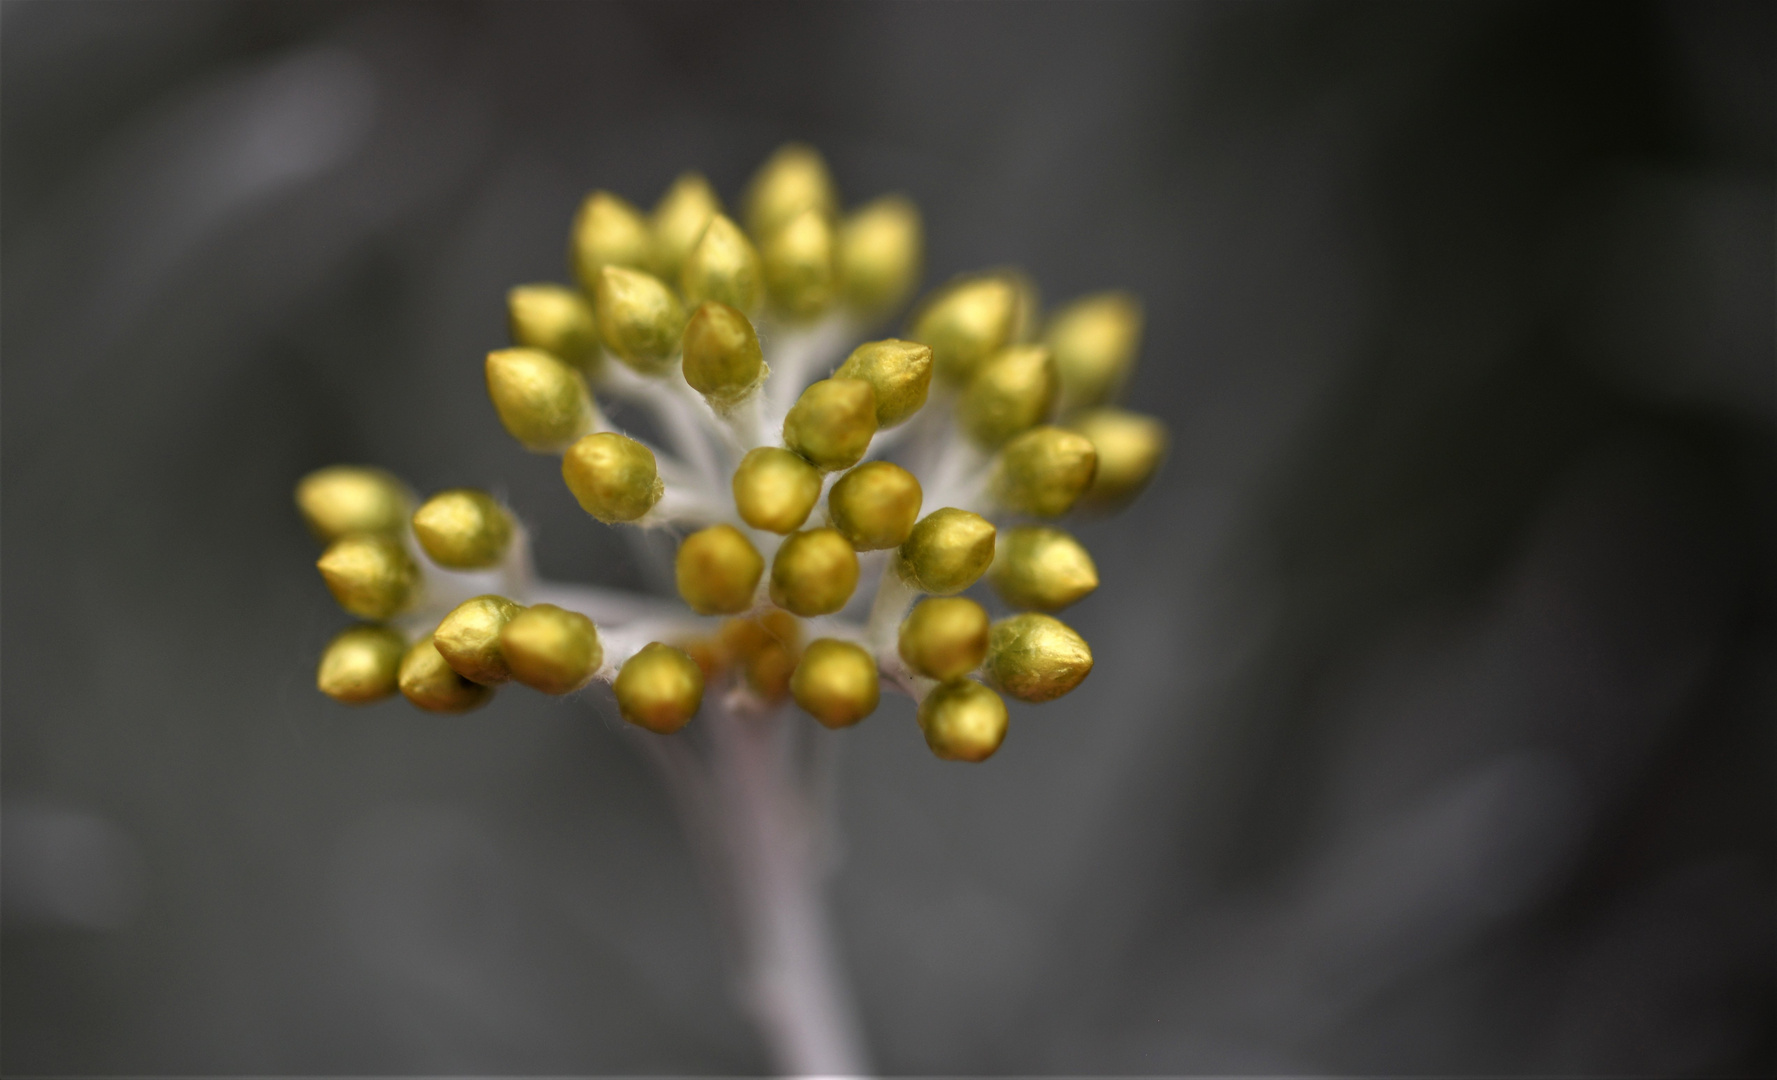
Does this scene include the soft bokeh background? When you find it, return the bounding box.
[3,1,1771,1074]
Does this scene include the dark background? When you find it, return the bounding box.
[3,1,1772,1074]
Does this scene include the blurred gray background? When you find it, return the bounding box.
[3,0,1772,1074]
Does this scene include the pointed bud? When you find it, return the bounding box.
[676,524,765,615]
[917,680,1008,763]
[957,344,1059,447]
[613,642,704,733]
[507,284,601,373]
[398,636,492,713]
[295,466,410,543]
[828,461,922,551]
[989,526,1098,611]
[791,638,881,729]
[731,447,823,533]
[761,208,839,319]
[596,266,687,373]
[317,535,418,620]
[898,597,990,682]
[316,624,407,704]
[485,348,594,452]
[769,527,860,616]
[1047,292,1142,409]
[500,603,602,694]
[411,489,513,570]
[897,507,995,595]
[681,214,763,314]
[991,426,1097,517]
[681,302,766,410]
[840,194,923,313]
[562,432,663,524]
[743,143,838,241]
[834,339,932,428]
[783,377,877,472]
[910,275,1019,384]
[985,613,1092,702]
[570,190,654,291]
[652,172,722,282]
[434,595,525,685]
[1067,408,1168,507]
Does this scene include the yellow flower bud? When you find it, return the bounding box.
[957,344,1058,447]
[500,603,602,695]
[833,338,932,428]
[747,636,798,702]
[898,597,990,681]
[910,275,1018,384]
[676,524,765,615]
[1046,292,1142,409]
[917,680,1008,763]
[769,527,859,616]
[731,446,822,533]
[570,190,654,291]
[761,208,838,319]
[652,171,722,281]
[485,347,593,453]
[681,214,763,314]
[681,301,765,410]
[720,609,803,702]
[743,143,837,241]
[1067,408,1168,507]
[507,284,600,373]
[791,638,880,729]
[991,426,1097,517]
[988,526,1098,611]
[828,461,922,551]
[783,378,877,472]
[840,194,923,312]
[411,489,513,570]
[613,642,704,733]
[562,432,663,524]
[596,266,687,373]
[897,507,995,595]
[317,534,418,620]
[316,624,407,704]
[433,594,524,685]
[295,466,410,543]
[985,613,1092,702]
[398,636,492,714]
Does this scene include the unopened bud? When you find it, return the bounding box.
[411,489,513,570]
[507,284,600,373]
[681,214,763,314]
[897,507,995,595]
[501,603,602,694]
[743,143,837,241]
[652,172,721,282]
[399,636,492,713]
[434,595,525,685]
[1067,408,1168,507]
[898,597,990,681]
[989,526,1098,611]
[316,624,407,704]
[613,642,704,733]
[957,344,1058,447]
[783,377,877,472]
[991,426,1097,517]
[676,524,765,615]
[571,190,654,291]
[761,208,838,319]
[917,680,1008,763]
[317,534,418,620]
[296,466,410,543]
[985,613,1092,702]
[485,348,593,453]
[828,461,922,551]
[769,528,859,616]
[910,275,1018,384]
[562,432,663,524]
[791,638,881,729]
[840,194,923,312]
[731,447,822,533]
[681,301,766,410]
[596,266,687,373]
[1046,292,1141,409]
[834,339,932,428]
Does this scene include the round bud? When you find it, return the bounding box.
[769,528,860,616]
[485,347,593,452]
[747,636,798,702]
[681,214,763,314]
[681,302,766,410]
[743,143,838,241]
[434,595,525,685]
[840,194,923,313]
[676,524,765,615]
[317,534,418,620]
[792,638,881,729]
[917,680,1008,763]
[910,275,1018,384]
[897,507,995,595]
[507,284,600,373]
[761,208,838,319]
[991,427,1098,517]
[571,190,654,291]
[411,489,513,570]
[898,597,991,682]
[1046,292,1142,409]
[828,461,922,551]
[500,603,602,695]
[596,266,687,373]
[731,447,823,533]
[296,466,410,542]
[562,432,663,524]
[398,636,492,713]
[783,378,877,472]
[613,642,705,733]
[720,609,802,702]
[1067,408,1168,507]
[834,339,933,428]
[985,613,1093,702]
[989,527,1099,611]
[316,624,407,704]
[957,344,1059,447]
[652,171,721,281]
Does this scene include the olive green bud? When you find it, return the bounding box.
[991,426,1097,517]
[988,526,1098,611]
[957,344,1058,447]
[571,190,654,291]
[769,527,860,616]
[910,275,1018,384]
[507,284,600,373]
[1046,292,1142,409]
[897,507,995,595]
[828,461,922,551]
[596,266,687,373]
[296,466,410,543]
[676,524,765,615]
[561,432,663,524]
[833,338,932,428]
[317,534,418,620]
[917,680,1008,763]
[500,603,602,695]
[898,597,990,681]
[398,636,492,714]
[411,489,513,570]
[613,642,704,733]
[681,214,763,314]
[731,446,822,533]
[681,301,766,410]
[840,194,923,312]
[743,143,837,241]
[1067,408,1168,507]
[316,624,407,704]
[652,171,722,281]
[985,613,1093,702]
[761,208,838,319]
[791,638,880,729]
[485,347,594,453]
[433,594,525,685]
[783,378,877,472]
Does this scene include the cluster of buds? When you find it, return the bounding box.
[300,145,1166,763]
